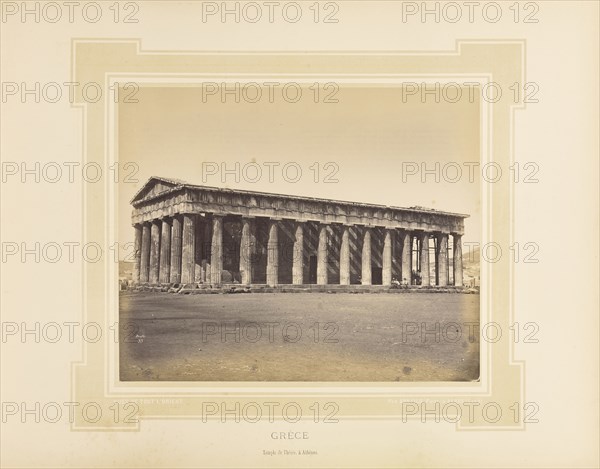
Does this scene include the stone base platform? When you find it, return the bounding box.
[126,283,478,294]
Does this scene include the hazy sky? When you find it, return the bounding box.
[118,85,480,253]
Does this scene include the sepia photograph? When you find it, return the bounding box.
[2,1,598,468]
[117,84,481,382]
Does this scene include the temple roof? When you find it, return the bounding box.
[131,176,469,219]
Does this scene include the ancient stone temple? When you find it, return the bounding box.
[130,177,467,288]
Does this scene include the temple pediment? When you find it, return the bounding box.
[130,177,185,206]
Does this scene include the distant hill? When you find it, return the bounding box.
[462,245,480,286]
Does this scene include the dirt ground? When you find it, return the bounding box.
[119,292,480,382]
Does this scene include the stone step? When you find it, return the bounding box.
[127,282,474,294]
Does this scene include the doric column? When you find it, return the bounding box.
[361,228,372,285]
[132,224,142,283]
[434,235,440,285]
[453,234,463,286]
[266,219,279,286]
[317,223,328,285]
[420,232,430,286]
[169,216,182,283]
[159,218,171,283]
[292,222,304,285]
[413,235,419,273]
[140,223,151,282]
[240,217,256,285]
[339,226,350,285]
[194,217,204,283]
[382,229,393,286]
[401,230,412,285]
[149,220,161,284]
[437,233,449,286]
[203,221,212,283]
[211,215,223,285]
[181,214,196,284]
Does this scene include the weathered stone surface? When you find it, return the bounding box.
[420,232,430,286]
[169,216,182,283]
[149,220,161,284]
[453,234,463,287]
[159,219,171,283]
[317,224,328,285]
[437,233,448,287]
[382,229,393,286]
[140,223,151,283]
[181,214,195,284]
[361,229,372,285]
[340,226,350,285]
[194,217,204,283]
[240,218,255,285]
[292,222,304,285]
[203,221,212,283]
[211,215,223,285]
[400,230,411,285]
[266,220,278,286]
[132,224,142,283]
